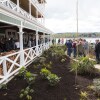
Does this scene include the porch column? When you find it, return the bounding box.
[50,34,52,45]
[43,33,45,50]
[36,28,39,56]
[17,0,19,12]
[18,25,24,66]
[29,0,31,16]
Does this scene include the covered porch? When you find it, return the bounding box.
[0,21,52,84]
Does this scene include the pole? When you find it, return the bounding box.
[75,0,78,87]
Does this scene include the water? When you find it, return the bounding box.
[55,38,100,44]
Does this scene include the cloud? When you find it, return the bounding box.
[45,0,100,33]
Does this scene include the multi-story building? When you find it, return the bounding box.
[0,0,53,84]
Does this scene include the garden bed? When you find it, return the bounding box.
[0,46,100,100]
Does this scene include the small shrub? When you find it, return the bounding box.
[19,67,27,77]
[0,84,7,90]
[40,68,51,79]
[70,57,96,75]
[47,74,61,86]
[24,72,36,85]
[61,58,66,63]
[80,91,88,100]
[19,86,34,100]
[87,85,94,91]
[93,78,100,97]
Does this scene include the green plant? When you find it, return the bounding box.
[80,91,88,100]
[61,58,66,63]
[70,57,96,75]
[93,78,100,97]
[24,72,36,85]
[40,68,51,79]
[19,86,34,100]
[19,67,27,77]
[47,74,61,86]
[87,85,94,91]
[0,84,7,90]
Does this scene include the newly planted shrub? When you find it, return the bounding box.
[93,78,100,97]
[19,67,27,77]
[61,58,66,63]
[0,84,7,90]
[80,91,88,100]
[40,68,51,79]
[19,86,34,100]
[70,57,96,75]
[47,74,61,86]
[24,72,36,85]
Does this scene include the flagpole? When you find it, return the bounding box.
[75,0,78,87]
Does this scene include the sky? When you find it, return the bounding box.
[45,0,100,33]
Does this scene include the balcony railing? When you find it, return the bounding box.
[0,0,44,26]
[0,42,50,84]
[32,0,45,14]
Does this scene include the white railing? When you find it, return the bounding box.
[0,0,37,23]
[0,43,50,84]
[31,0,44,15]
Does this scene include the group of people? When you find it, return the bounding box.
[65,38,100,64]
[0,37,50,53]
[65,38,89,58]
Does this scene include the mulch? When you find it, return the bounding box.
[0,55,98,100]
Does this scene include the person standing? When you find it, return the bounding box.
[83,39,89,57]
[65,40,72,57]
[72,40,77,58]
[95,40,100,64]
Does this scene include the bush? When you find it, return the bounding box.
[80,91,88,100]
[0,84,7,90]
[40,68,51,79]
[19,86,34,100]
[47,74,61,86]
[93,78,100,97]
[19,67,27,77]
[70,57,96,75]
[24,72,36,85]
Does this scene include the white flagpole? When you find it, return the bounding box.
[75,0,78,87]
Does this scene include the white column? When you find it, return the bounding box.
[36,28,39,55]
[50,34,52,45]
[18,25,24,66]
[29,0,31,17]
[43,33,45,50]
[36,10,38,21]
[17,0,19,12]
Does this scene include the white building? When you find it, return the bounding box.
[0,0,53,84]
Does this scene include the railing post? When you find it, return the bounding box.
[3,58,7,78]
[18,23,24,66]
[17,0,19,12]
[29,0,31,17]
[43,33,45,50]
[36,28,39,56]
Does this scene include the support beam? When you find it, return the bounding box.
[18,24,24,66]
[43,33,45,50]
[36,28,39,55]
[29,0,31,16]
[17,0,19,12]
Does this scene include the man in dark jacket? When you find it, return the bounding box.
[65,40,72,57]
[95,40,100,64]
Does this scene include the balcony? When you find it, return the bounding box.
[0,0,45,26]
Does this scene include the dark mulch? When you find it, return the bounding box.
[0,56,98,100]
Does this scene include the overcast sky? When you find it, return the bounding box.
[45,0,100,33]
